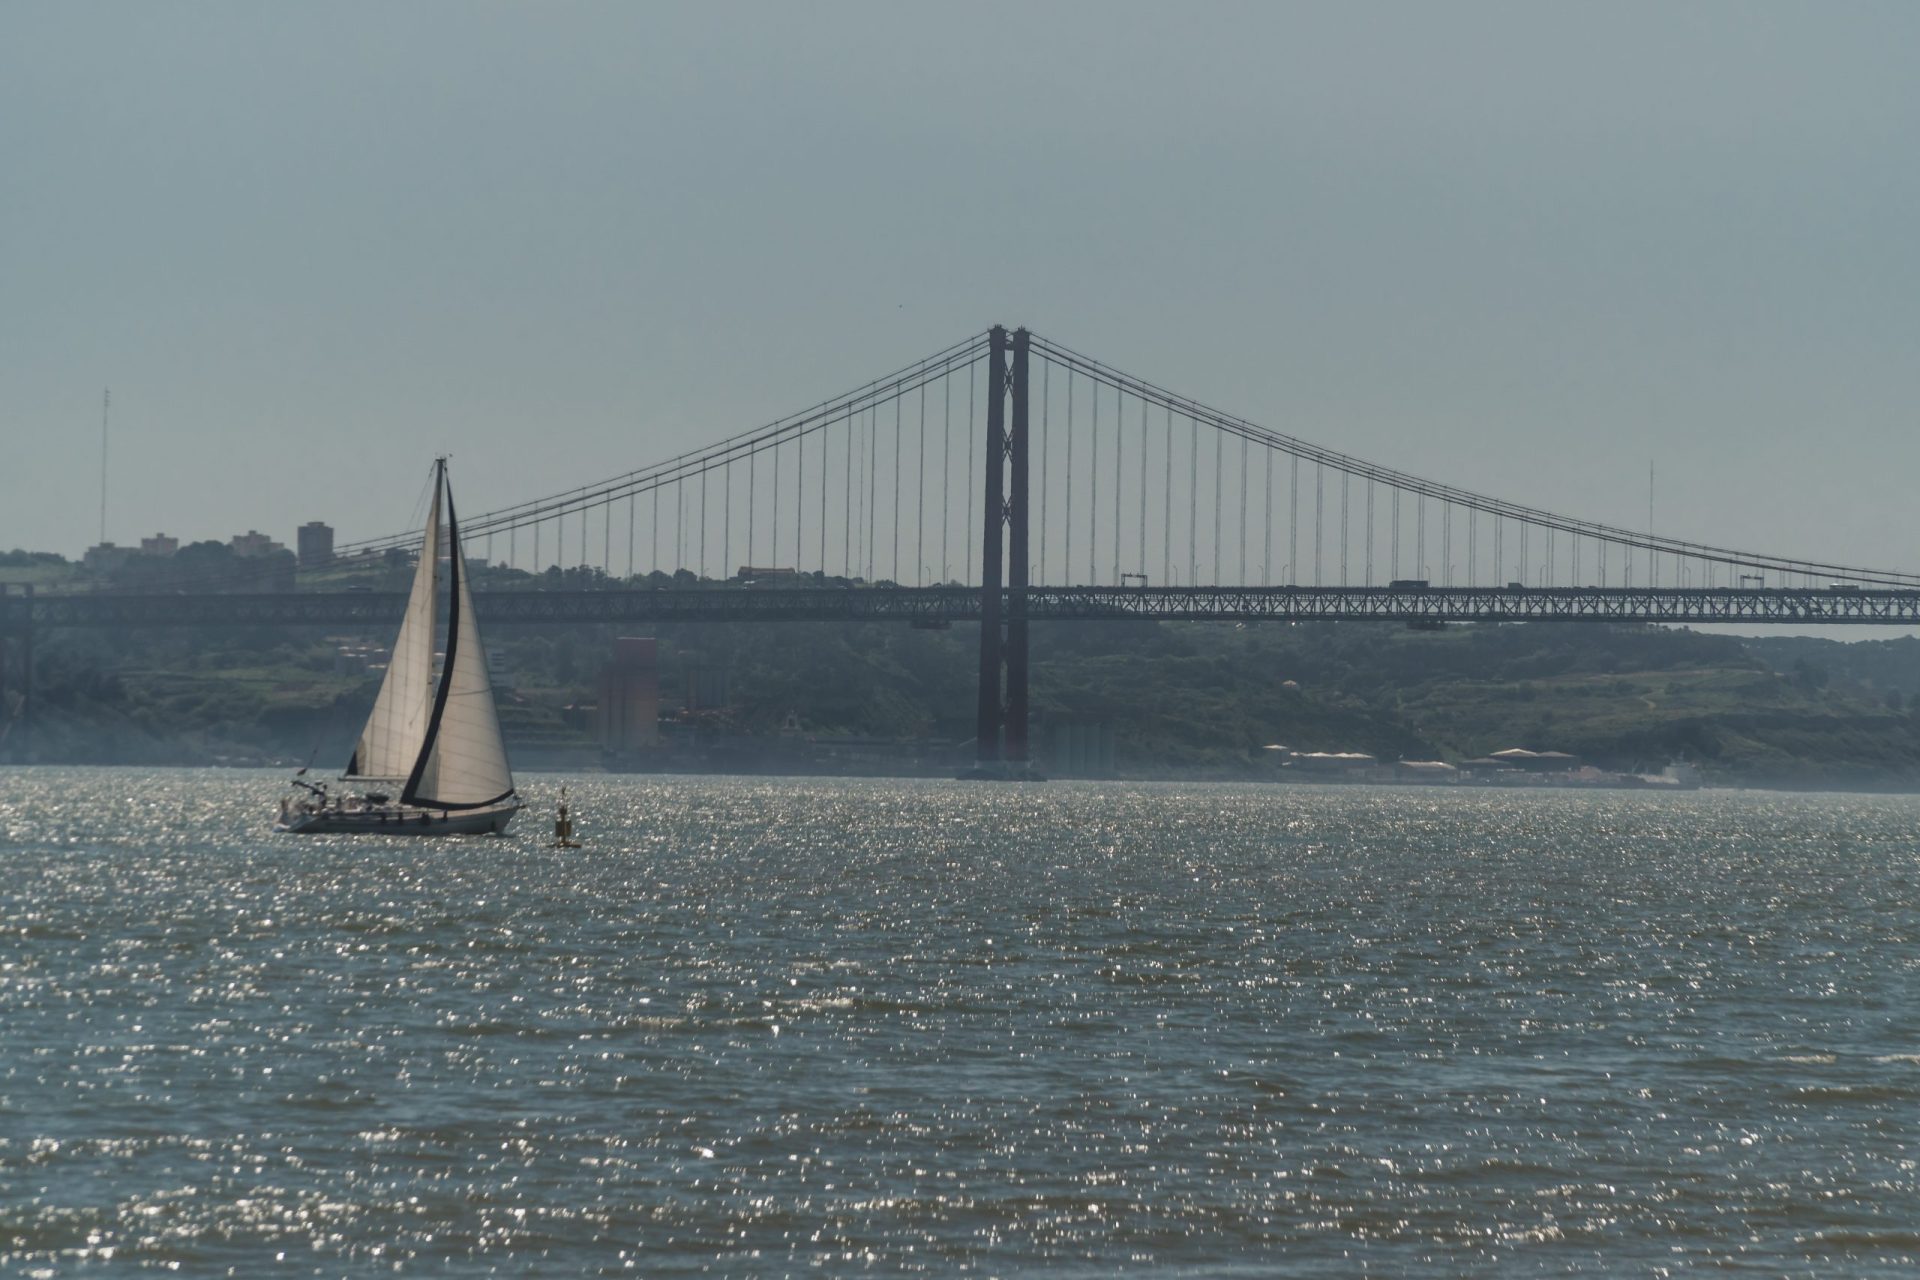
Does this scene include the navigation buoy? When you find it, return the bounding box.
[552,786,582,849]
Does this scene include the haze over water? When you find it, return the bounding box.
[3,769,1918,1275]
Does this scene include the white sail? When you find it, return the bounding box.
[404,490,514,808]
[347,479,440,780]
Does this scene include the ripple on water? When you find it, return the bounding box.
[2,769,1918,1275]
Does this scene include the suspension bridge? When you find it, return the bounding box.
[5,326,1918,768]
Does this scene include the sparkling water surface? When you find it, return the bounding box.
[3,768,1918,1276]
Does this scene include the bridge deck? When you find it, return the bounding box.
[8,585,1920,628]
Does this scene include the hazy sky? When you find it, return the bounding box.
[4,2,1918,575]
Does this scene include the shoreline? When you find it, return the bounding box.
[11,758,1920,797]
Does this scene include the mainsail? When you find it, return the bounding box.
[402,486,515,810]
[282,459,519,836]
[346,478,440,780]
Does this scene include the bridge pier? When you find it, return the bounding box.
[0,587,29,764]
[16,621,29,764]
[971,326,1032,773]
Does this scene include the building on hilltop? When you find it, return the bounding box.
[229,530,287,558]
[82,542,136,572]
[296,521,334,567]
[139,533,178,557]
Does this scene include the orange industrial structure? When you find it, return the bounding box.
[595,637,659,752]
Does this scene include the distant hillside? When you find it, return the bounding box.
[10,610,1920,789]
[1014,620,1920,786]
[1741,635,1920,711]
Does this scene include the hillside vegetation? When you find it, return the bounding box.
[10,600,1920,788]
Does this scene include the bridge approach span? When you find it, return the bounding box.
[10,585,1920,629]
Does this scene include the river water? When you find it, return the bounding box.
[2,769,1917,1276]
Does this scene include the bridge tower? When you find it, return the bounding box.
[974,325,1031,769]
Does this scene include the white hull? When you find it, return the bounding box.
[277,801,523,836]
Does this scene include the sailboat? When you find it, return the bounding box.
[277,459,524,835]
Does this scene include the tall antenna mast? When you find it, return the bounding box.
[99,388,110,545]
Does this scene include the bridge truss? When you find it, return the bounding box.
[12,584,1920,630]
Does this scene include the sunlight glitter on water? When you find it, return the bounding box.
[2,768,1918,1276]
